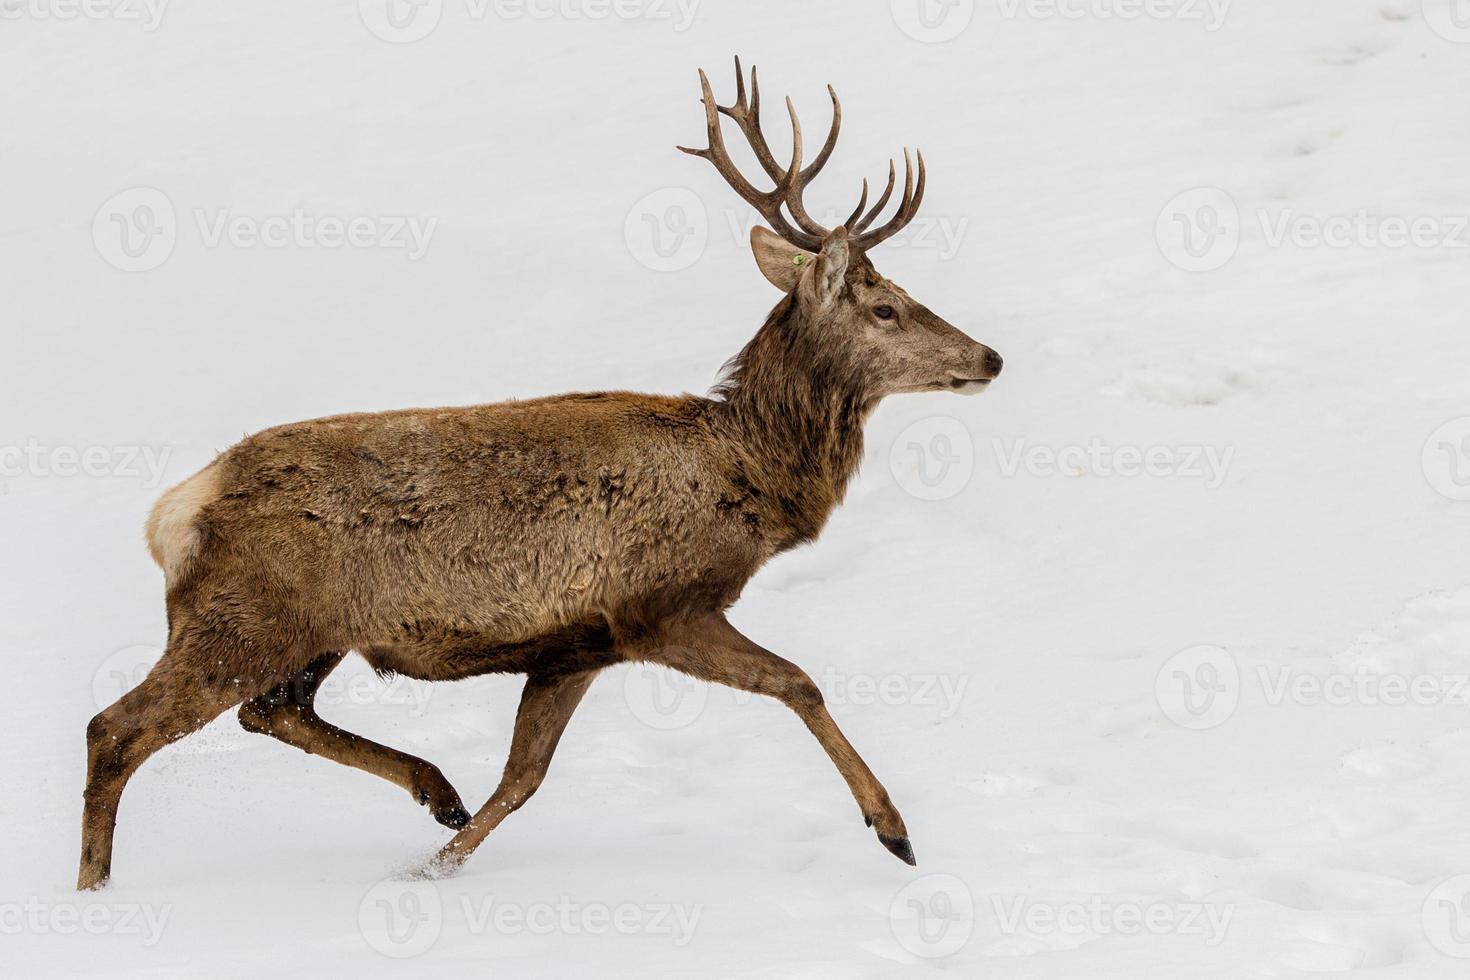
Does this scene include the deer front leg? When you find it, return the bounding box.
[427,668,597,876]
[643,613,914,866]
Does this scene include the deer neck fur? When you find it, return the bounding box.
[711,294,877,549]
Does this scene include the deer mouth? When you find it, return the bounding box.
[946,375,992,395]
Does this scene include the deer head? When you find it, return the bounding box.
[680,58,1003,399]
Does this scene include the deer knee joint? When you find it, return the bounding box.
[786,676,824,710]
[237,699,279,735]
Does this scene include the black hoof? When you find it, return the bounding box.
[434,805,471,830]
[879,834,916,866]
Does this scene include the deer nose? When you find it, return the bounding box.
[982,348,1004,379]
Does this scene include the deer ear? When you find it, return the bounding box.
[750,226,813,292]
[810,227,850,309]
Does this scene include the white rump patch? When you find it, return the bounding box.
[145,464,221,582]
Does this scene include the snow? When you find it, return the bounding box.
[3,0,1470,975]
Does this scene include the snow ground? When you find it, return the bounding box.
[3,0,1470,976]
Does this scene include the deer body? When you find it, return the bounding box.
[154,379,855,688]
[79,59,1002,890]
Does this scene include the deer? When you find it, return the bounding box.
[78,57,1003,891]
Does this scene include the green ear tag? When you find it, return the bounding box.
[793,254,806,266]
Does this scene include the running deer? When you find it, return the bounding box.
[79,58,1003,890]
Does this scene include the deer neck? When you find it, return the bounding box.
[713,297,876,545]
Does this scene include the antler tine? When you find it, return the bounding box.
[852,159,897,235]
[781,87,846,239]
[677,64,823,250]
[854,148,926,249]
[842,178,870,231]
[715,58,785,182]
[799,86,842,181]
[780,94,843,240]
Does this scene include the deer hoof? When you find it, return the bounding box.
[878,833,916,866]
[434,804,471,830]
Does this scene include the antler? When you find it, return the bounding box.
[677,57,926,252]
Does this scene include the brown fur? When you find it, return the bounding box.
[78,67,1003,890]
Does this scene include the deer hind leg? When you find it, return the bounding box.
[79,640,274,891]
[237,652,470,830]
[428,668,598,875]
[641,613,915,866]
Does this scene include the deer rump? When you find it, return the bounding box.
[148,390,763,686]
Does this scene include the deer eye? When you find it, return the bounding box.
[873,304,896,321]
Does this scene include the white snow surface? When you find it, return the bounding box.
[4,1,1470,976]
